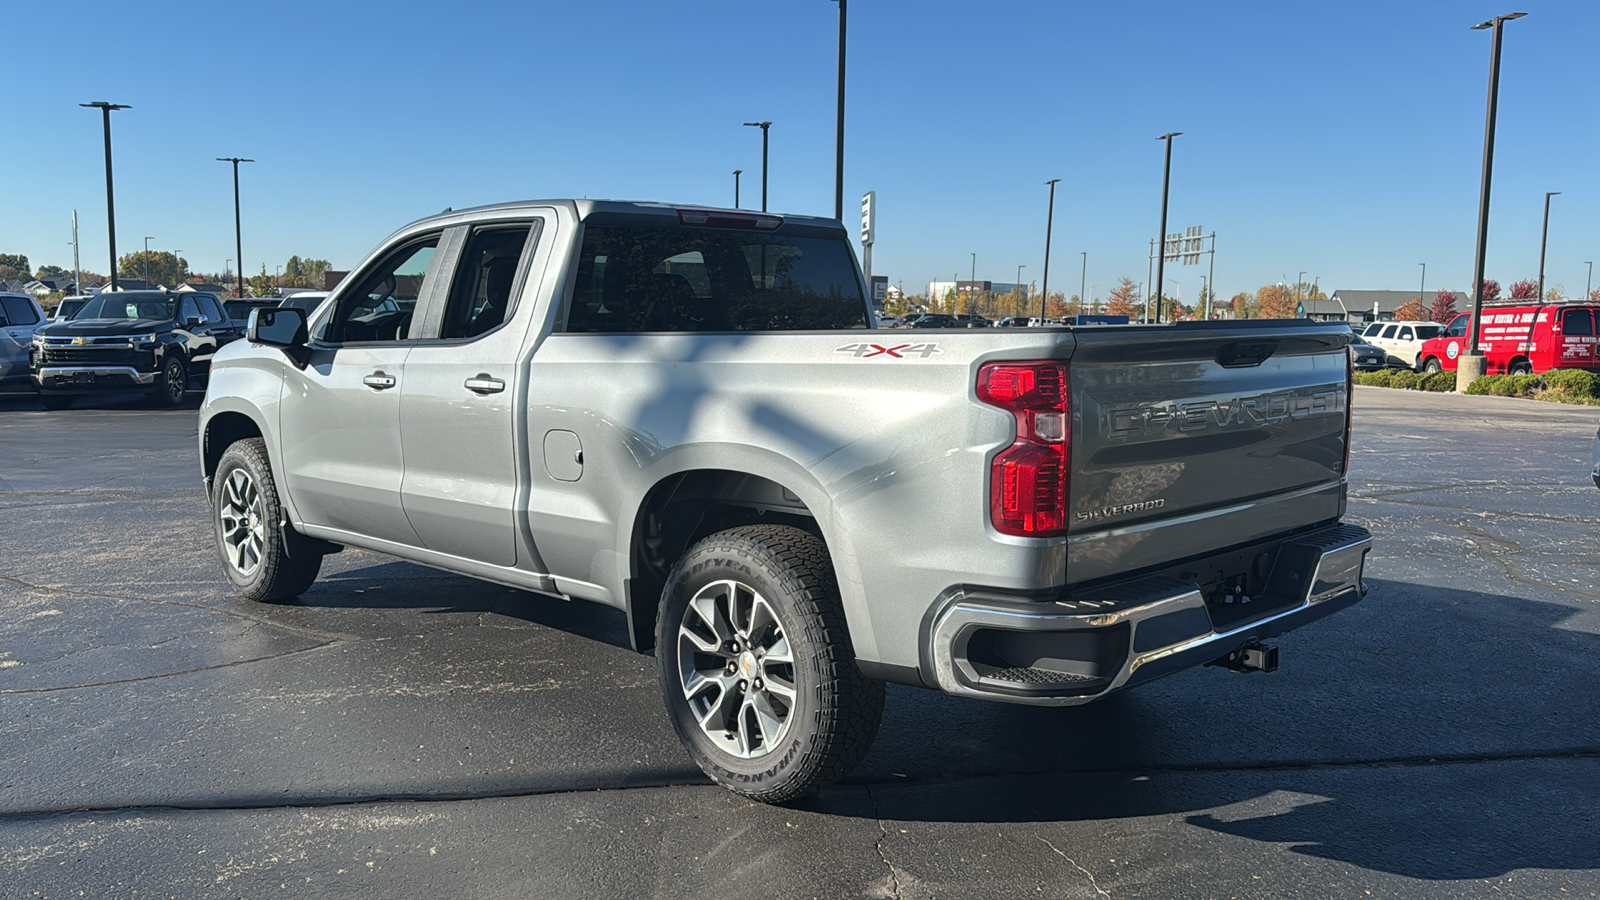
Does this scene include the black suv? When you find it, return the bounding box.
[29,290,239,409]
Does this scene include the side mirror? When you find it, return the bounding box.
[248,307,310,367]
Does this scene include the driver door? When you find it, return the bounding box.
[279,233,444,546]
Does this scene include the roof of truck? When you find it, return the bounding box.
[396,199,845,233]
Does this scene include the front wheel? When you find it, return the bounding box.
[1423,357,1442,374]
[1509,360,1533,376]
[656,525,884,803]
[150,356,188,407]
[213,437,323,602]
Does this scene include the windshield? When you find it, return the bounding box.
[73,294,177,321]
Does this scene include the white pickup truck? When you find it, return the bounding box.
[200,200,1371,802]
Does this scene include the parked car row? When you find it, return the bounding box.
[15,289,332,409]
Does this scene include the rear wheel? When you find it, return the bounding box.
[150,356,188,407]
[213,437,323,602]
[1423,357,1442,374]
[656,524,884,803]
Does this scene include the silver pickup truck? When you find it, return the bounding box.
[200,200,1370,802]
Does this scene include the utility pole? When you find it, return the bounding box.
[1464,11,1527,389]
[733,169,742,209]
[1586,261,1593,300]
[1080,251,1086,317]
[1539,191,1559,301]
[217,157,254,298]
[1040,178,1060,321]
[71,211,81,296]
[832,0,847,221]
[1419,263,1426,318]
[144,236,154,287]
[742,122,771,211]
[81,102,130,290]
[1153,132,1181,324]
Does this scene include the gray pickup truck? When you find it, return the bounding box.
[199,200,1370,802]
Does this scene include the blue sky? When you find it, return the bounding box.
[7,0,1599,302]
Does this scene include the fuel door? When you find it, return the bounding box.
[543,430,584,482]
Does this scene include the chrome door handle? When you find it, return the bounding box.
[464,374,505,394]
[362,372,397,390]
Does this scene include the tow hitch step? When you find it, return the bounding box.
[1209,643,1279,674]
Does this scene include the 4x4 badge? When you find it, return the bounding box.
[834,342,941,360]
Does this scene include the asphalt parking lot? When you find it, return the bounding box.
[2,385,1598,898]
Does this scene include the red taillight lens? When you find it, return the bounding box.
[978,362,1070,537]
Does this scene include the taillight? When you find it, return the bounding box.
[977,361,1070,537]
[676,208,784,230]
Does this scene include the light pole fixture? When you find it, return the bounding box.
[1040,178,1060,320]
[742,122,771,211]
[143,236,154,287]
[1465,11,1527,369]
[733,169,742,209]
[80,101,130,290]
[217,157,254,298]
[831,0,847,221]
[1153,132,1182,324]
[1539,191,1559,301]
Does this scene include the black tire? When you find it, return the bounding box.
[656,524,884,803]
[1423,357,1442,374]
[213,437,323,602]
[40,394,73,410]
[1509,359,1532,376]
[150,355,188,407]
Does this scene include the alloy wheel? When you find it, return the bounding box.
[677,579,797,759]
[218,468,266,576]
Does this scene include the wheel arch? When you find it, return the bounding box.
[622,463,855,657]
[201,409,267,489]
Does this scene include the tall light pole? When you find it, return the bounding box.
[80,102,130,290]
[1419,263,1426,318]
[1464,11,1527,388]
[1153,132,1181,324]
[832,0,847,221]
[733,169,742,209]
[173,251,183,284]
[217,157,254,298]
[742,122,771,211]
[143,236,154,287]
[1586,261,1593,300]
[1040,179,1060,321]
[1015,265,1025,303]
[1538,191,1559,301]
[1080,251,1087,316]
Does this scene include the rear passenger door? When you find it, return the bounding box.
[399,215,550,568]
[0,296,41,383]
[1557,308,1597,365]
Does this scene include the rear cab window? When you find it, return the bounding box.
[1,295,40,326]
[1562,308,1595,336]
[565,215,868,332]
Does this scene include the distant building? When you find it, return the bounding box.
[927,279,1029,300]
[179,282,232,296]
[1312,289,1470,322]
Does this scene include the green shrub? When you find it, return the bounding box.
[1420,372,1455,392]
[1355,370,1393,387]
[1479,374,1540,397]
[1389,370,1421,390]
[1464,375,1497,395]
[1542,368,1600,398]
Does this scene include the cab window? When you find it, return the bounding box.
[180,296,204,324]
[197,295,227,325]
[323,236,440,343]
[1380,325,1398,339]
[1397,326,1413,341]
[1,295,39,325]
[439,224,534,340]
[1444,315,1469,338]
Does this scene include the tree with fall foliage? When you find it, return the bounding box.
[1429,289,1457,324]
[1479,279,1501,304]
[1254,283,1297,319]
[1508,279,1538,301]
[1104,278,1141,318]
[1230,292,1256,318]
[1392,298,1426,321]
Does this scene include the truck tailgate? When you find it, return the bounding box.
[1066,322,1349,583]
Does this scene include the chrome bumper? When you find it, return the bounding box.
[36,366,158,388]
[927,524,1372,706]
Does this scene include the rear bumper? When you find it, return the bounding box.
[35,366,158,393]
[926,523,1371,706]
